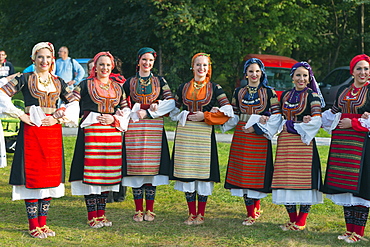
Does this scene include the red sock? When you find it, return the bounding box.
[88,211,97,221]
[288,212,297,223]
[146,199,154,212]
[197,201,207,216]
[97,192,108,218]
[346,223,355,233]
[296,212,309,226]
[25,199,39,230]
[187,201,197,216]
[97,210,105,218]
[28,218,39,231]
[38,197,52,227]
[134,199,144,212]
[353,224,365,237]
[254,199,261,211]
[246,204,255,218]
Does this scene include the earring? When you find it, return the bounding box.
[292,81,294,83]
[245,75,248,79]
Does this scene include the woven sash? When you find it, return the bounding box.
[173,121,212,179]
[272,131,313,189]
[226,121,268,188]
[125,118,163,175]
[24,124,63,189]
[325,127,366,193]
[83,124,123,185]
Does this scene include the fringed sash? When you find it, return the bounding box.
[125,119,163,175]
[325,114,366,193]
[226,122,268,188]
[83,124,123,185]
[24,124,63,189]
[272,131,313,189]
[173,121,212,179]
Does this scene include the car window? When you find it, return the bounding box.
[80,63,88,79]
[333,70,350,86]
[265,68,292,91]
[322,69,350,86]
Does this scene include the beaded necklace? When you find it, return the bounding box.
[38,74,51,87]
[99,81,110,90]
[138,73,152,86]
[193,80,207,89]
[246,85,258,100]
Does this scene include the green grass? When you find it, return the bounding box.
[1,137,367,246]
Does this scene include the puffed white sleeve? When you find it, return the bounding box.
[219,105,237,133]
[256,113,283,140]
[359,117,370,130]
[58,101,80,127]
[114,107,131,132]
[294,115,322,145]
[147,99,176,118]
[321,109,341,134]
[0,90,24,118]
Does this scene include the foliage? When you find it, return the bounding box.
[0,0,370,96]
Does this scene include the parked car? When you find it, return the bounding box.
[75,58,91,80]
[318,66,352,109]
[238,54,299,100]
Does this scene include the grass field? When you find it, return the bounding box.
[0,136,368,246]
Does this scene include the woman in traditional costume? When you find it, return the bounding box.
[121,47,175,222]
[170,53,233,225]
[321,54,370,243]
[69,52,129,228]
[271,62,324,231]
[0,42,79,238]
[224,58,281,226]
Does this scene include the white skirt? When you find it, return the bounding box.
[121,175,169,188]
[272,189,323,205]
[12,184,65,201]
[71,181,119,195]
[327,193,370,207]
[174,181,214,196]
[230,189,267,199]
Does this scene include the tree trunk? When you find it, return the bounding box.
[358,3,365,54]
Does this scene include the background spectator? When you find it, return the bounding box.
[0,50,15,78]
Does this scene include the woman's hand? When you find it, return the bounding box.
[210,107,220,113]
[6,72,20,81]
[53,109,66,119]
[361,112,370,119]
[41,116,58,126]
[19,114,35,126]
[136,109,148,119]
[97,114,115,125]
[338,118,352,129]
[242,126,255,133]
[303,115,311,123]
[149,103,158,112]
[259,115,269,124]
[188,111,204,121]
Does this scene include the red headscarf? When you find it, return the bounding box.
[349,54,370,75]
[89,51,115,78]
[191,53,212,81]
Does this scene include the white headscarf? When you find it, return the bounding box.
[31,42,55,74]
